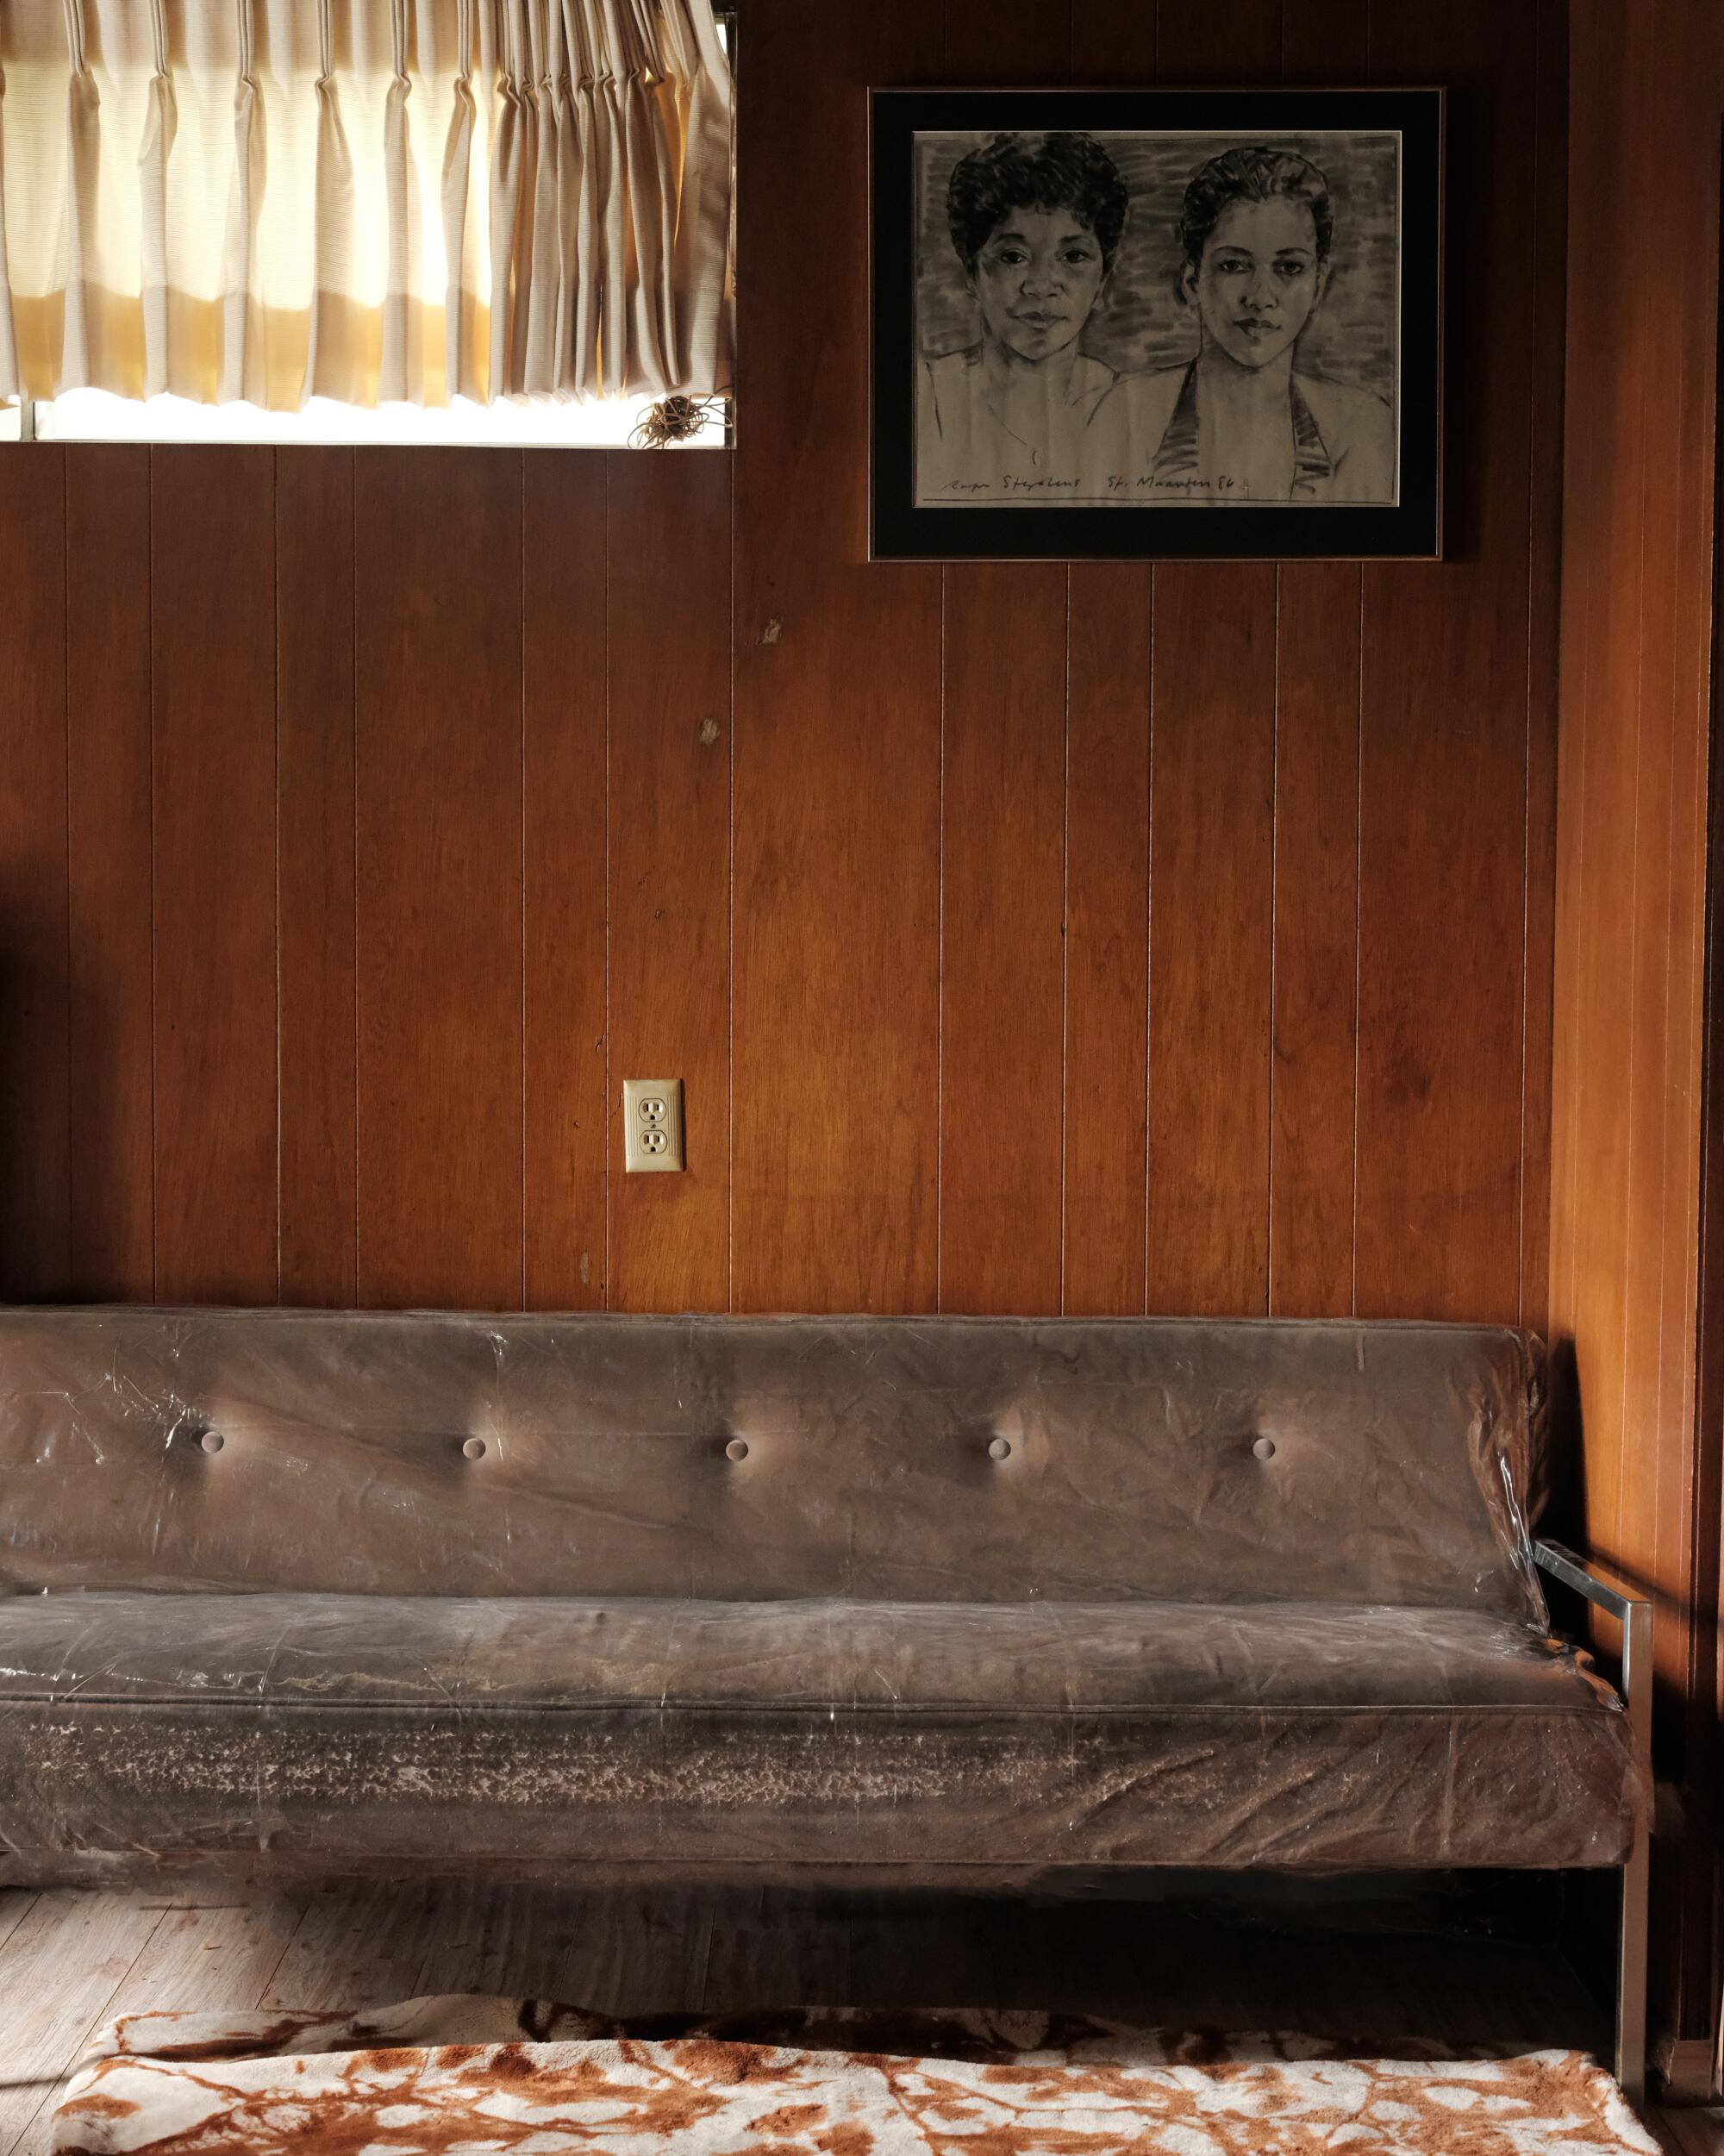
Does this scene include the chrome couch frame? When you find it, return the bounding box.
[1533,1540,1652,2105]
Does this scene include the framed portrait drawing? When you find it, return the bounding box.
[869,88,1443,562]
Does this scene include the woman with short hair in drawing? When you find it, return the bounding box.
[917,130,1130,500]
[1102,144,1396,503]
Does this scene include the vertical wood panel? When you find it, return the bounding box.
[1063,0,1157,1321]
[938,1,1074,1318]
[524,455,609,1311]
[0,449,70,1301]
[151,449,278,1304]
[1554,0,1724,2051]
[607,453,733,1313]
[355,452,524,1309]
[278,448,358,1307]
[1155,0,1284,80]
[1147,566,1278,1315]
[1270,564,1360,1316]
[1546,20,1591,1432]
[1265,0,1371,1319]
[1063,568,1151,1315]
[1071,4,1154,78]
[730,0,943,1314]
[945,0,1071,72]
[66,447,153,1299]
[1621,14,1696,2010]
[1655,0,1724,2044]
[1355,0,1537,1325]
[1280,0,1369,77]
[1518,0,1565,1340]
[1551,0,1636,1556]
[940,566,1068,1314]
[1146,2,1285,1320]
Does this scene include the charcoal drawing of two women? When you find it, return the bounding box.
[916,129,1397,508]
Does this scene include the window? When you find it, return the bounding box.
[0,5,734,447]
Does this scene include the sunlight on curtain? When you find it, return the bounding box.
[0,0,734,410]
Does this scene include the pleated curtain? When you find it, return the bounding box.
[0,0,734,409]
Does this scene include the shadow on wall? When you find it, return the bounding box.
[1541,1332,1585,1553]
[0,933,64,1299]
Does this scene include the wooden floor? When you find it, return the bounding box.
[0,1882,1714,2156]
[1666,2117,1724,2156]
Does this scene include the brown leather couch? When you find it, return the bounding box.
[0,1311,1651,2084]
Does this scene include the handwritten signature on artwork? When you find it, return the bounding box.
[943,472,1240,497]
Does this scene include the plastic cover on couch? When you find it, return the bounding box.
[0,1309,1644,1883]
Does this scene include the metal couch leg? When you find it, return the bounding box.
[1613,1583,1653,2108]
[1616,1809,1649,2107]
[1533,1544,1653,2107]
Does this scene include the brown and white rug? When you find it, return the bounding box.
[52,1999,1659,2156]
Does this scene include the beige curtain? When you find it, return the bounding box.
[0,0,733,409]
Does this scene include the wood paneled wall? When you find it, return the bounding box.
[1551,0,1724,2059]
[0,0,1562,1333]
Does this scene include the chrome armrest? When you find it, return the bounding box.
[1533,1539,1652,1767]
[1533,1540,1653,2107]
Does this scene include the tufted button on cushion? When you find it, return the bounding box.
[198,1431,224,1455]
[462,1439,487,1461]
[1252,1437,1277,1461]
[987,1437,1012,1461]
[725,1439,749,1462]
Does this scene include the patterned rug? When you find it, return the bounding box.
[52,1999,1659,2156]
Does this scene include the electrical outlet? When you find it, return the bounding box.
[623,1079,685,1173]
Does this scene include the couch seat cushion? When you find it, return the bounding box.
[0,1595,1640,1879]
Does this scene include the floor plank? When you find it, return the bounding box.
[0,1897,36,1959]
[0,1892,166,2156]
[1652,2111,1721,2156]
[252,1884,721,2022]
[522,1890,716,2015]
[8,1900,304,2156]
[258,1884,454,2015]
[704,1887,853,2014]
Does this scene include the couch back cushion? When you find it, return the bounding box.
[0,1310,1547,1616]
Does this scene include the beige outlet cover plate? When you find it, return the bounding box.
[623,1078,684,1173]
